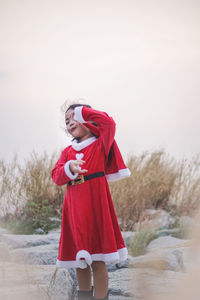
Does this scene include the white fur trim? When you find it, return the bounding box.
[76,250,92,268]
[106,168,131,182]
[72,137,97,151]
[56,247,128,269]
[64,160,79,180]
[74,106,85,123]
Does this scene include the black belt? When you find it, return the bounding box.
[67,172,105,186]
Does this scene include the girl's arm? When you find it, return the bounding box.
[51,149,86,186]
[74,106,116,156]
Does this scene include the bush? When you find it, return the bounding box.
[128,228,156,256]
[109,149,178,230]
[169,154,200,217]
[0,151,65,234]
[0,149,199,234]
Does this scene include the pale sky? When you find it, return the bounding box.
[0,0,200,163]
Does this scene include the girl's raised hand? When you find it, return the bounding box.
[69,160,88,174]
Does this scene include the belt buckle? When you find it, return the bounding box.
[72,175,85,186]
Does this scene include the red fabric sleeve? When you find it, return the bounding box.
[51,148,71,186]
[80,106,116,157]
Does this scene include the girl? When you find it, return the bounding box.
[51,103,130,300]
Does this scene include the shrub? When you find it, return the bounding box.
[0,149,199,234]
[109,149,178,230]
[169,154,200,217]
[0,151,65,234]
[128,228,156,256]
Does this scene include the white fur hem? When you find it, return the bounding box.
[106,168,131,182]
[72,136,97,151]
[64,160,79,180]
[74,106,85,123]
[56,247,128,269]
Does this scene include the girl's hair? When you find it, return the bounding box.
[65,103,92,113]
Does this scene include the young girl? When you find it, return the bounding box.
[51,103,130,300]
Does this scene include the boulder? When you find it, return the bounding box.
[1,232,60,249]
[108,267,184,300]
[34,228,46,234]
[0,242,11,261]
[0,227,9,235]
[10,243,58,265]
[128,248,189,272]
[177,215,196,238]
[134,209,176,231]
[146,236,191,252]
[0,262,73,300]
[156,228,180,238]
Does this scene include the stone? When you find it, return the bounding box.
[128,250,185,272]
[146,236,191,252]
[0,228,195,300]
[0,242,11,261]
[0,227,9,235]
[0,262,73,300]
[1,232,60,249]
[156,228,180,238]
[10,243,59,265]
[177,215,196,238]
[127,235,192,272]
[34,228,46,234]
[134,209,176,231]
[108,267,184,300]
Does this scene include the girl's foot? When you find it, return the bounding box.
[92,292,109,300]
[77,286,93,300]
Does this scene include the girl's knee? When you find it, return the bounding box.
[91,261,106,271]
[76,265,91,273]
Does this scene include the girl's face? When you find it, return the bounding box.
[65,109,92,142]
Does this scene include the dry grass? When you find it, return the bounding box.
[169,154,200,216]
[0,155,21,217]
[0,151,65,233]
[109,149,177,230]
[0,148,199,233]
[128,227,156,257]
[109,149,200,231]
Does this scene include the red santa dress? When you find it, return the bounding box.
[51,106,130,269]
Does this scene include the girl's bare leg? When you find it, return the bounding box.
[91,261,108,299]
[76,265,92,291]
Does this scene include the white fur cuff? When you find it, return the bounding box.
[64,160,79,180]
[74,106,85,123]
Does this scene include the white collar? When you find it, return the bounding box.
[72,136,97,151]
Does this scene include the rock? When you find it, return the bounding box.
[108,267,184,300]
[139,236,192,272]
[10,243,58,265]
[49,217,61,222]
[126,236,192,272]
[0,227,9,235]
[146,236,191,252]
[0,242,11,261]
[134,209,176,231]
[177,216,196,238]
[34,228,46,234]
[128,248,189,272]
[179,216,195,228]
[156,228,180,238]
[0,262,73,300]
[1,232,60,249]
